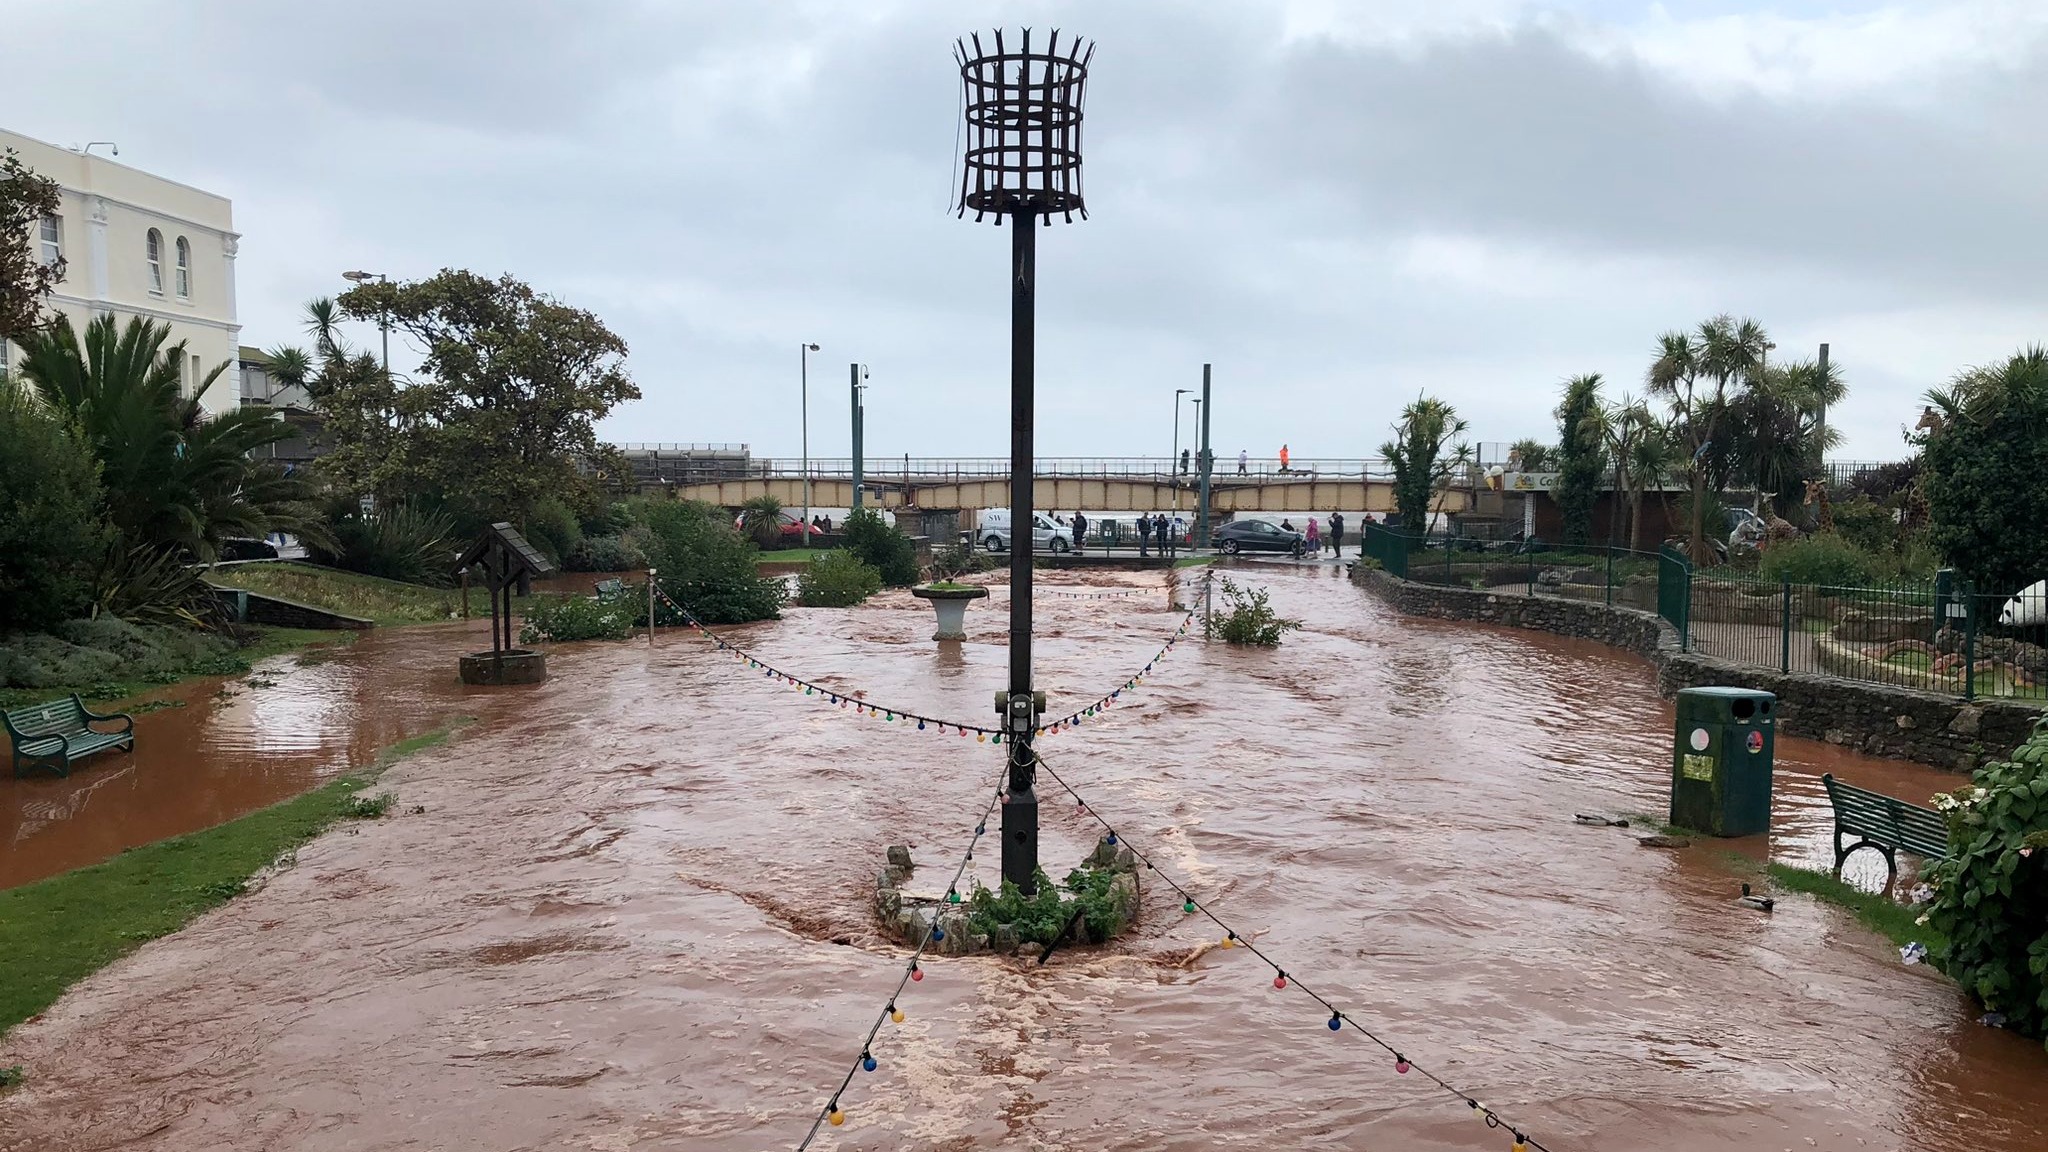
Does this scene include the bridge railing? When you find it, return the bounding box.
[642,456,1401,483]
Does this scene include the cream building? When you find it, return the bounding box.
[2,128,240,417]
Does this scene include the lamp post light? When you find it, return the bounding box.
[955,28,1094,895]
[801,342,820,546]
[341,270,390,381]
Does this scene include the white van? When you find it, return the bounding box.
[978,509,1073,553]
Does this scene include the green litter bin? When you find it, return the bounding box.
[1669,686,1777,837]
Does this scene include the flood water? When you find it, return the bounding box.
[2,564,2043,1151]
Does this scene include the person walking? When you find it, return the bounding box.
[1305,516,1321,557]
[1278,443,1290,473]
[1072,510,1088,553]
[1327,510,1345,558]
[1136,512,1151,557]
[1237,449,1248,475]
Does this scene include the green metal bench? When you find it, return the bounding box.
[1821,773,1950,891]
[593,578,626,601]
[4,694,135,778]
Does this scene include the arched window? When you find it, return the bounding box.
[146,229,163,293]
[175,236,191,297]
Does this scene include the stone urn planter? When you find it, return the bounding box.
[911,583,989,641]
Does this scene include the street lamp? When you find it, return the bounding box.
[341,270,390,381]
[800,342,820,546]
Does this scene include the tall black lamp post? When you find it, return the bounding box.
[955,27,1093,895]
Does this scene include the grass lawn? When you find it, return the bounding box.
[0,626,352,713]
[1766,863,1947,958]
[1173,555,1215,568]
[0,724,462,1039]
[756,548,832,564]
[205,562,514,626]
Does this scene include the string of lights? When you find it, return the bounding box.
[794,763,1008,1149]
[652,584,1195,740]
[1027,746,1560,1152]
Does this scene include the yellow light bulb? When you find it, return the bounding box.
[828,1109,845,1127]
[1221,935,1234,948]
[890,1008,905,1023]
[1511,1142,1526,1152]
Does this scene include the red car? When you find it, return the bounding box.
[733,510,811,540]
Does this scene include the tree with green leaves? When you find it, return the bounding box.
[1648,315,1771,558]
[0,376,111,630]
[1380,394,1471,533]
[1582,394,1671,551]
[739,495,786,550]
[311,270,640,531]
[1553,374,1607,546]
[1507,438,1554,473]
[1921,347,2048,595]
[0,148,63,341]
[1729,357,1845,519]
[15,314,327,562]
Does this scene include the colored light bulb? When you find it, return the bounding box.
[889,1005,904,1023]
[1183,899,1195,913]
[992,733,1002,745]
[975,823,986,836]
[917,719,925,730]
[828,1108,845,1126]
[885,712,894,721]
[1106,833,1118,846]
[1394,1056,1409,1074]
[1222,933,1235,949]
[931,925,945,942]
[862,1052,877,1072]
[1512,1140,1526,1152]
[910,964,923,982]
[1328,1012,1342,1031]
[947,888,960,904]
[1470,1101,1486,1118]
[1273,973,1288,989]
[976,733,986,743]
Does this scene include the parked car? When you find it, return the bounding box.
[978,509,1073,553]
[1214,519,1306,556]
[732,510,810,541]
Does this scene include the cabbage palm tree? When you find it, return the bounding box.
[1380,394,1471,533]
[1649,315,1770,560]
[1582,394,1671,551]
[15,313,329,561]
[1731,357,1845,518]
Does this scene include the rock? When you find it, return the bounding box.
[1949,706,1983,737]
[1824,728,1854,746]
[1955,752,1978,773]
[1895,714,1917,730]
[991,923,1020,953]
[886,844,914,870]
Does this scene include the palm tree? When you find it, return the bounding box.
[1582,394,1670,551]
[15,314,330,561]
[739,494,786,549]
[1648,315,1770,559]
[1731,357,1845,518]
[1380,395,1471,533]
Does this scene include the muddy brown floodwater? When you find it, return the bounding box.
[3,564,2045,1151]
[0,622,513,889]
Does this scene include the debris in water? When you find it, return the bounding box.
[1981,1011,2007,1028]
[1574,814,1629,827]
[1900,941,1929,966]
[1636,834,1692,849]
[1907,882,1935,905]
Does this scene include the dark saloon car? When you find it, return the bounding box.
[1214,519,1306,556]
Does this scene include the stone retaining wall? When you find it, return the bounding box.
[209,587,374,631]
[1352,565,2044,772]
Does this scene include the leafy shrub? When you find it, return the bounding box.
[1829,496,1903,557]
[1214,579,1301,647]
[315,504,457,587]
[1922,718,2048,1044]
[564,533,647,573]
[523,497,582,566]
[842,508,919,586]
[796,551,882,607]
[739,495,785,550]
[966,867,1128,946]
[636,500,784,624]
[0,618,239,690]
[520,594,635,643]
[0,381,111,632]
[930,539,995,581]
[1759,534,1880,588]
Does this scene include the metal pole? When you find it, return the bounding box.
[1779,579,1792,673]
[1172,391,1185,515]
[800,345,811,547]
[1816,342,1830,472]
[1196,364,1214,548]
[1002,208,1040,895]
[648,566,658,647]
[851,364,864,512]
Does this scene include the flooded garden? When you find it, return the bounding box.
[2,566,2043,1151]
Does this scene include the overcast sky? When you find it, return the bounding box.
[5,0,2042,465]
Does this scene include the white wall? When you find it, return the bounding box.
[2,129,240,416]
